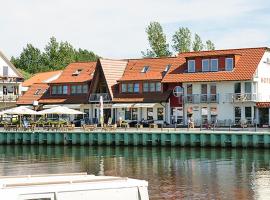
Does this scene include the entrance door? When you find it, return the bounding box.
[103,108,111,124]
[259,108,269,125]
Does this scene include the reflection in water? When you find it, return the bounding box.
[0,146,269,199]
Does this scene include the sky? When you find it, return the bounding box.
[1,0,270,59]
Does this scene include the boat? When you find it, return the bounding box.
[0,173,149,200]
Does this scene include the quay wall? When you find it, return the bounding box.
[1,131,270,148]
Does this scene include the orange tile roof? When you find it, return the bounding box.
[51,62,96,83]
[256,102,270,108]
[17,83,49,105]
[119,57,180,81]
[113,90,171,103]
[22,70,62,87]
[162,47,267,83]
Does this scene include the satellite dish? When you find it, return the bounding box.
[173,86,183,97]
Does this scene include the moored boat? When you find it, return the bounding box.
[0,173,149,200]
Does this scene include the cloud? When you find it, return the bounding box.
[0,0,269,59]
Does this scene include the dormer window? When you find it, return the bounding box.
[141,66,150,73]
[188,60,195,72]
[202,59,210,72]
[210,59,218,71]
[225,58,233,71]
[72,69,82,76]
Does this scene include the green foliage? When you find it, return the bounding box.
[206,40,215,50]
[11,37,99,74]
[192,34,204,51]
[142,22,171,58]
[172,27,191,53]
[17,69,32,80]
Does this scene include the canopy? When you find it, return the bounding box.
[112,103,134,108]
[0,106,39,115]
[38,106,85,115]
[133,103,156,108]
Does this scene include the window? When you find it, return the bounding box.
[141,66,150,73]
[234,107,241,124]
[57,85,62,94]
[156,82,161,92]
[234,82,241,94]
[245,82,251,93]
[122,83,127,93]
[245,107,252,122]
[128,83,133,92]
[52,86,57,94]
[170,107,183,124]
[3,66,8,76]
[143,83,148,92]
[210,59,218,71]
[125,108,131,120]
[82,85,88,93]
[202,59,210,72]
[157,108,164,120]
[201,84,207,103]
[134,83,139,93]
[34,89,42,95]
[131,108,138,120]
[186,84,193,103]
[150,83,155,92]
[225,58,234,71]
[188,60,195,72]
[63,85,68,94]
[71,85,76,94]
[210,84,217,102]
[147,108,153,120]
[77,85,82,93]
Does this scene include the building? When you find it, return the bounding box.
[0,51,24,109]
[18,47,270,126]
[18,62,96,120]
[163,47,270,126]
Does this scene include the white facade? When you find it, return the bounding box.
[0,51,23,109]
[177,51,270,126]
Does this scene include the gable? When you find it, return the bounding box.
[0,51,23,78]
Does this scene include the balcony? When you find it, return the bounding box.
[89,93,111,102]
[228,93,257,102]
[184,94,219,104]
[0,95,20,102]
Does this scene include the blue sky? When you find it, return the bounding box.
[0,0,270,59]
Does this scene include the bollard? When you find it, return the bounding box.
[200,123,202,131]
[174,122,176,131]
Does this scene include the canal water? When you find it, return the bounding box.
[0,146,269,200]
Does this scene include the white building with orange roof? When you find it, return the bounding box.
[163,47,270,126]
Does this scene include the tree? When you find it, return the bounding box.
[206,40,215,50]
[172,27,192,53]
[10,44,46,74]
[75,48,99,62]
[192,34,204,51]
[142,22,171,57]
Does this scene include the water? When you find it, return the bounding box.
[0,146,270,200]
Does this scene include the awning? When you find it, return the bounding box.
[133,103,156,108]
[112,103,134,108]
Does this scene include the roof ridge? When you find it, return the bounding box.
[179,46,268,55]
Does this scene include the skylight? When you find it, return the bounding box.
[141,66,150,73]
[164,64,171,72]
[34,89,42,95]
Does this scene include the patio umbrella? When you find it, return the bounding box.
[100,96,104,127]
[1,106,39,115]
[38,106,84,115]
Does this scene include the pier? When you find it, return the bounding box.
[1,130,270,148]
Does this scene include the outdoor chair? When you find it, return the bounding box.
[82,124,97,131]
[103,118,117,131]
